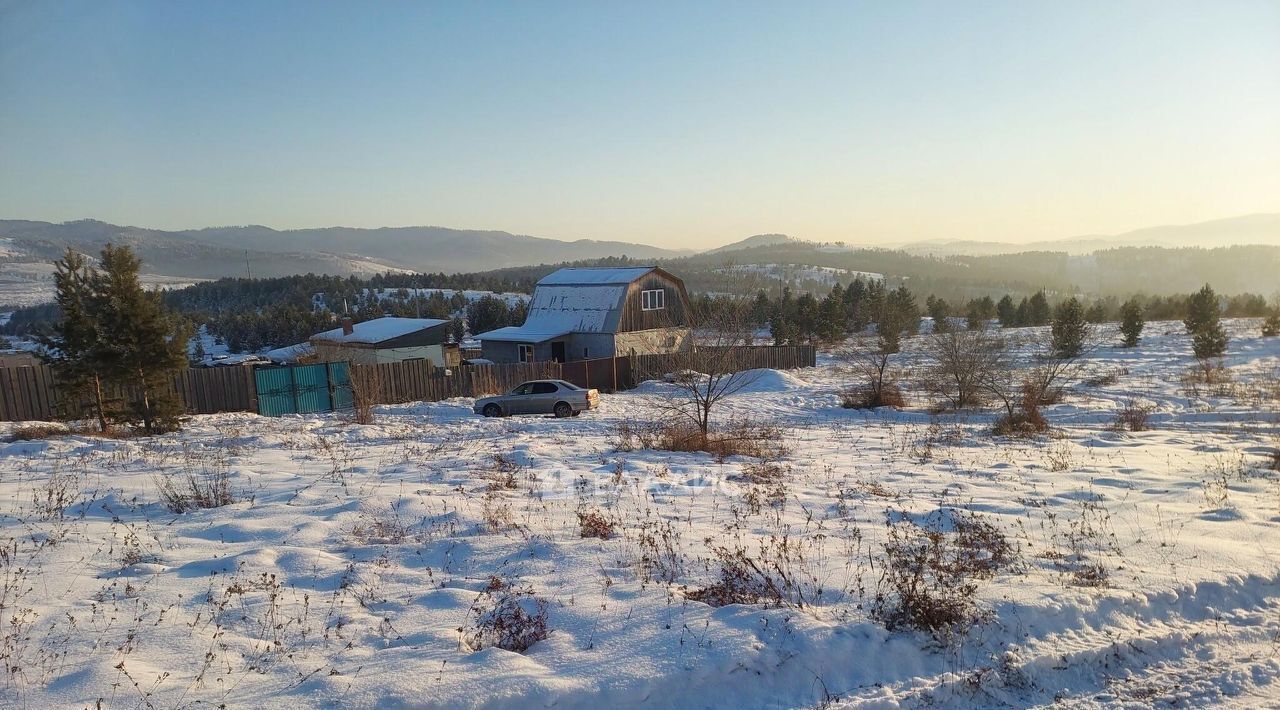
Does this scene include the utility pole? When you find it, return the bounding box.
[245,250,252,280]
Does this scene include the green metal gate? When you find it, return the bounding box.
[253,362,352,416]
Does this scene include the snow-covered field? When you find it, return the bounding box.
[1,321,1279,708]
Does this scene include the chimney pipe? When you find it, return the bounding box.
[341,317,354,336]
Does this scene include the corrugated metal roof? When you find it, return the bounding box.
[536,266,655,286]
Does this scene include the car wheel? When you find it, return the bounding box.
[553,402,573,418]
[483,404,502,418]
[571,410,581,417]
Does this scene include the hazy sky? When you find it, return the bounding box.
[2,1,1278,249]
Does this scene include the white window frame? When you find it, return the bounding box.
[641,288,665,311]
[518,344,534,363]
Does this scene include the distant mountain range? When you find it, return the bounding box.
[0,220,689,279]
[0,213,1276,286]
[893,213,1280,256]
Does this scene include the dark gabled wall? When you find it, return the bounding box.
[618,270,690,332]
[374,322,453,349]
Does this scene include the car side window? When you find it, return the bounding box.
[511,384,531,395]
[532,382,558,394]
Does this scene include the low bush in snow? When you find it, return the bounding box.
[1111,399,1152,432]
[462,581,551,654]
[840,383,905,410]
[577,509,614,539]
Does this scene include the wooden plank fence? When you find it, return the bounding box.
[354,360,562,405]
[0,345,815,422]
[0,364,256,422]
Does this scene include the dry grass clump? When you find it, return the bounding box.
[613,419,784,460]
[686,535,827,609]
[155,469,235,513]
[483,453,525,490]
[462,581,551,653]
[839,383,906,410]
[1082,369,1126,388]
[350,509,412,545]
[1111,399,1152,432]
[9,424,71,441]
[872,511,1015,637]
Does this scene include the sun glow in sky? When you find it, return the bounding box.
[2,0,1278,248]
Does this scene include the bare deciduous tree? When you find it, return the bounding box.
[838,331,906,409]
[642,300,761,445]
[923,329,1006,409]
[348,362,384,425]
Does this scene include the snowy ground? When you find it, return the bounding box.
[1,321,1278,708]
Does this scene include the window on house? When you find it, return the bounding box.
[641,288,665,311]
[583,347,589,358]
[518,344,534,363]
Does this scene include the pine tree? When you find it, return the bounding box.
[1262,310,1280,337]
[887,286,918,335]
[966,296,995,330]
[1183,284,1228,360]
[92,244,193,434]
[817,285,846,343]
[1015,297,1030,327]
[1119,298,1144,347]
[771,288,795,345]
[38,249,112,430]
[1028,290,1051,326]
[1085,302,1108,324]
[795,292,820,343]
[996,294,1017,328]
[1050,297,1089,359]
[926,295,952,333]
[190,329,207,364]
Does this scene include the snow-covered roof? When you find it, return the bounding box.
[475,283,628,342]
[474,326,574,343]
[264,342,315,363]
[311,317,448,345]
[536,266,656,286]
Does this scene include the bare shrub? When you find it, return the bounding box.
[349,363,384,425]
[33,470,84,519]
[873,511,1013,636]
[992,382,1049,437]
[1111,399,1152,432]
[577,510,615,539]
[155,468,234,513]
[462,582,551,653]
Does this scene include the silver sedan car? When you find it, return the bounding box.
[474,379,599,418]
